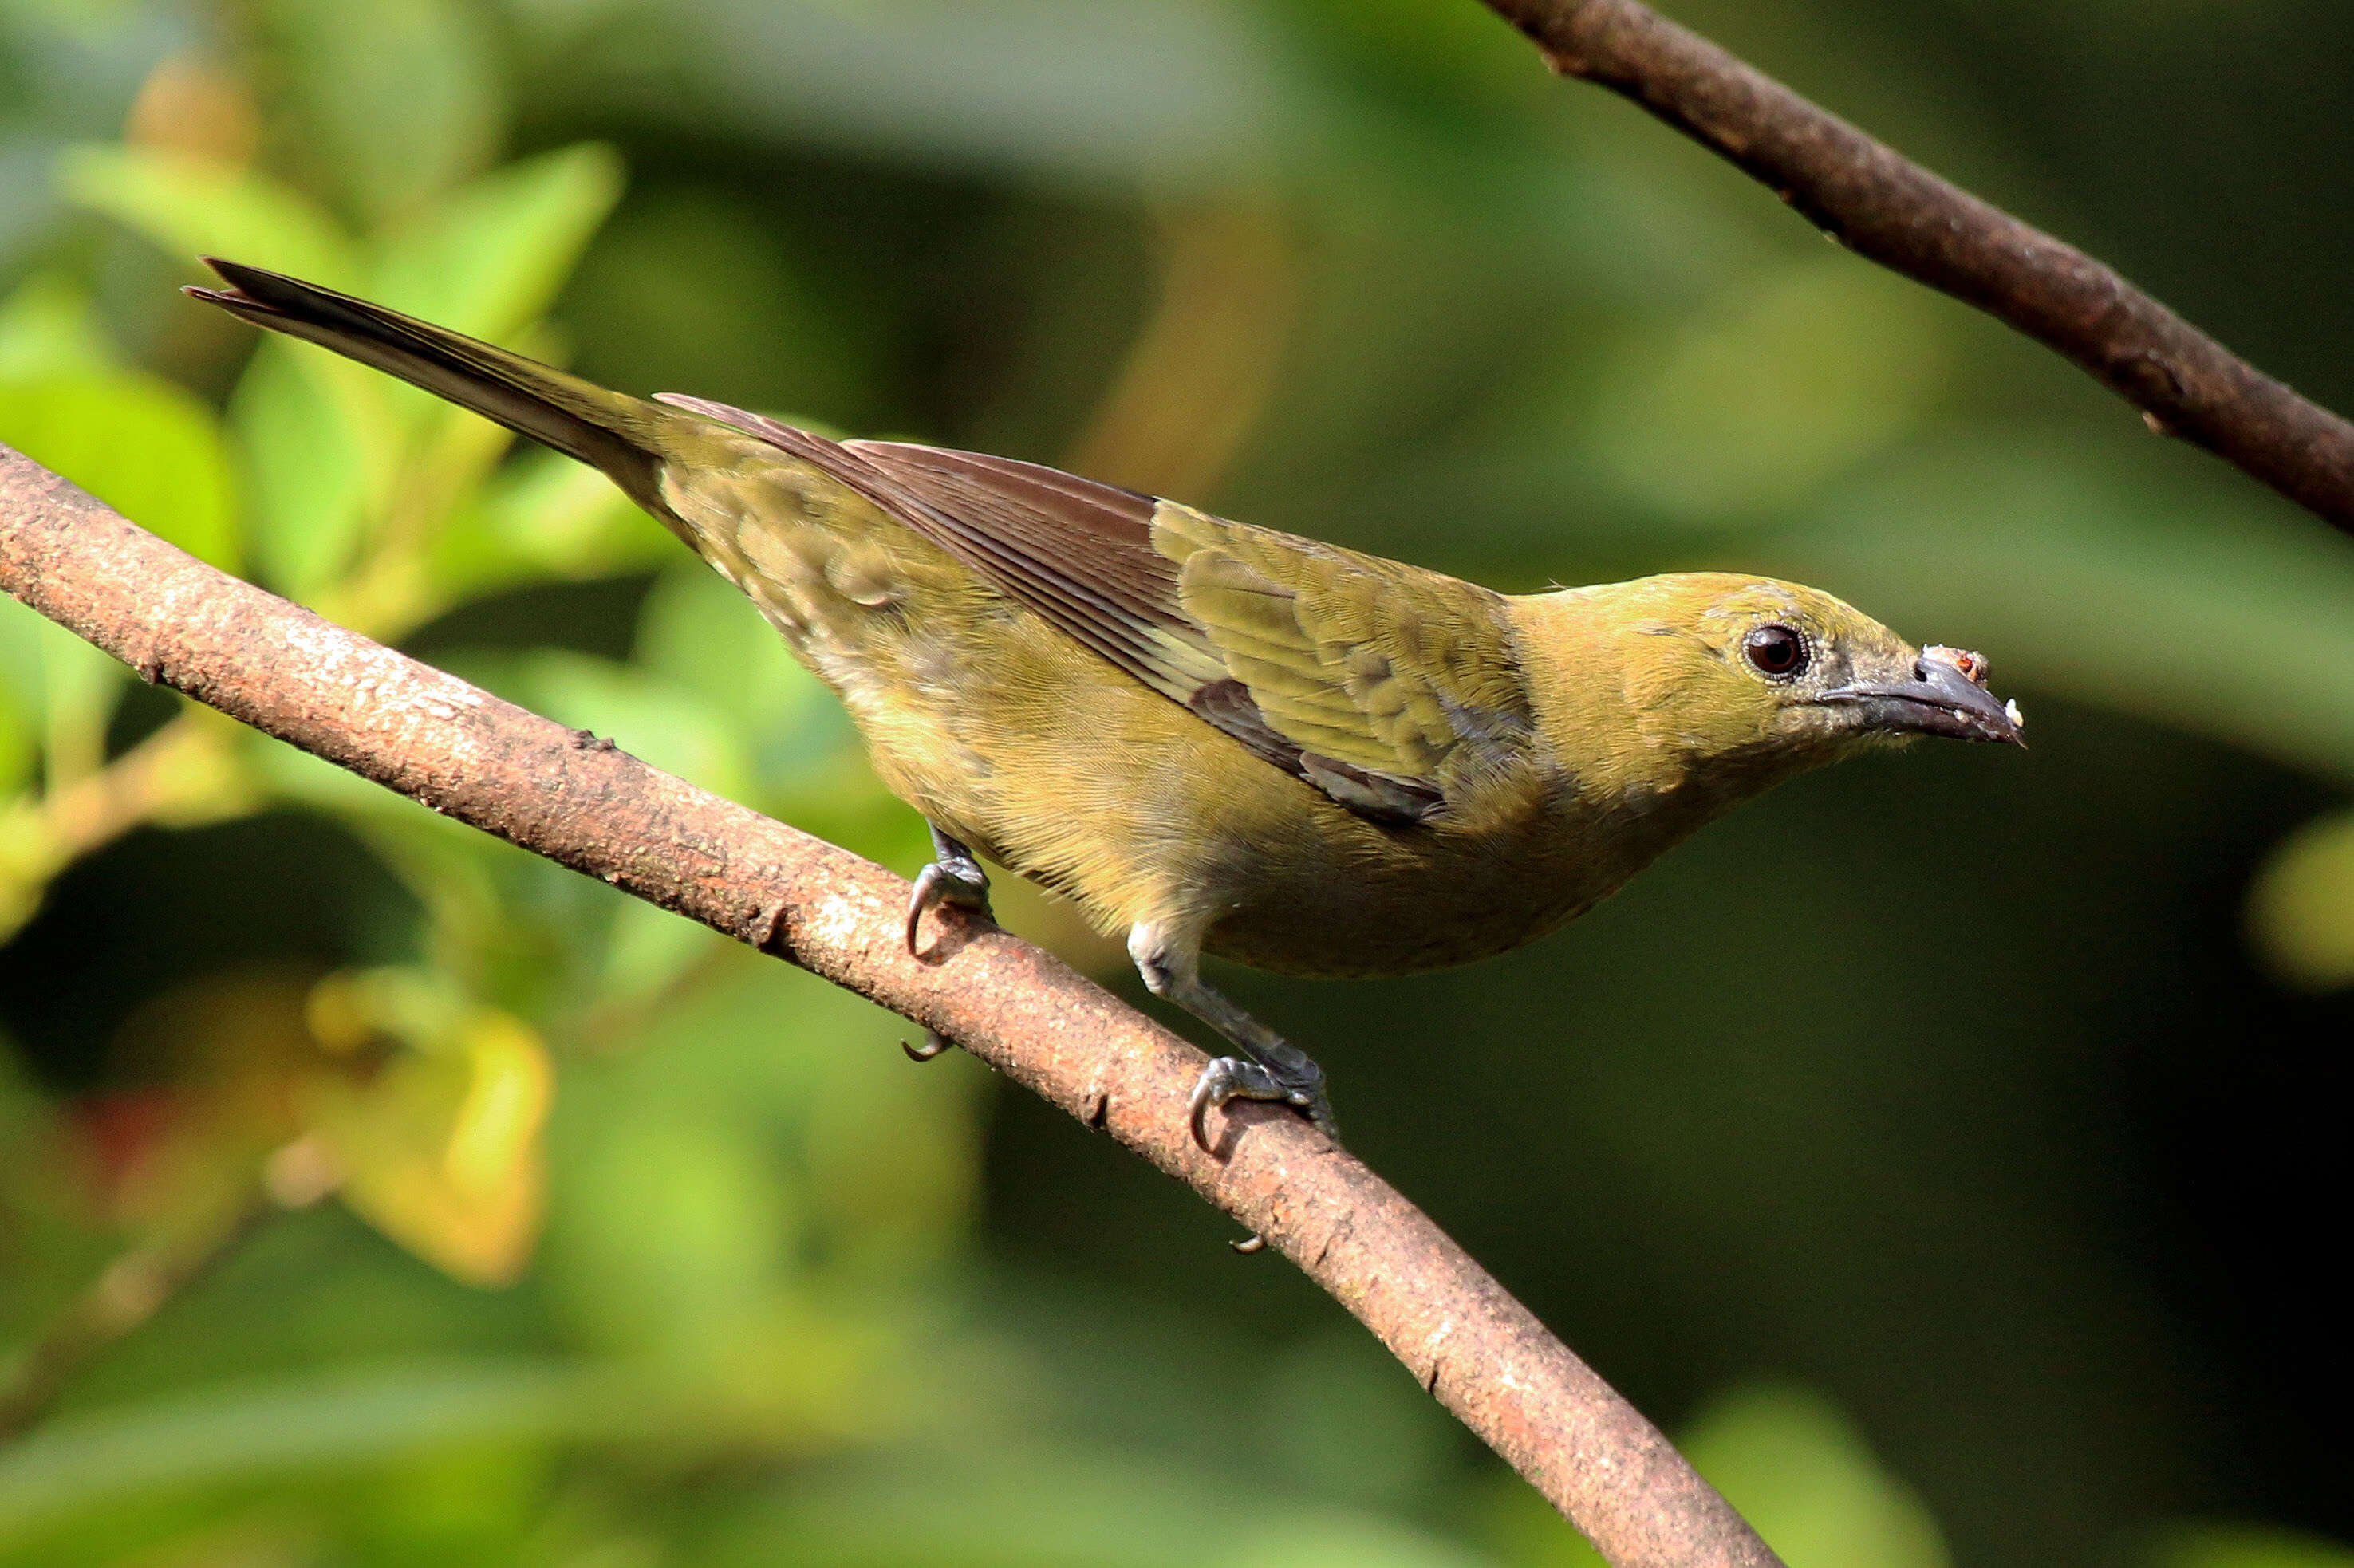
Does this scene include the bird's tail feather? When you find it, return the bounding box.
[187,258,669,505]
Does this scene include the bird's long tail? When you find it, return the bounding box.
[187,258,676,509]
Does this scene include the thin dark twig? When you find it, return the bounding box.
[1478,0,2354,535]
[0,446,1784,1565]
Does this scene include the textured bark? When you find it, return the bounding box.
[1,443,1784,1564]
[1481,0,2354,534]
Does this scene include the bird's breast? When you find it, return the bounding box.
[1189,789,1583,977]
[1192,762,1752,978]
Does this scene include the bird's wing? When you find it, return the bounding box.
[1145,502,1536,825]
[654,396,1533,825]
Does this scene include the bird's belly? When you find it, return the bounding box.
[1205,897,1580,978]
[1196,821,1612,979]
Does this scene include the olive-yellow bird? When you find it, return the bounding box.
[189,259,2023,1148]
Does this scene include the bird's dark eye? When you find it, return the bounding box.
[1743,624,1808,679]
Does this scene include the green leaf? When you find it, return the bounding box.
[302,983,554,1287]
[0,1361,629,1548]
[0,490,139,806]
[369,143,625,340]
[597,896,719,1011]
[0,669,30,797]
[2148,1524,2354,1568]
[0,274,118,377]
[634,558,834,750]
[1790,436,2354,782]
[639,1,1282,189]
[545,1108,805,1359]
[446,648,754,804]
[428,443,672,600]
[0,593,52,741]
[56,144,358,287]
[1681,1383,1950,1568]
[1583,258,1955,523]
[1488,1381,1952,1568]
[363,142,624,470]
[229,338,396,597]
[2245,809,2354,991]
[254,0,503,228]
[556,187,882,428]
[723,1442,1491,1568]
[632,562,900,852]
[542,960,948,1357]
[0,372,239,571]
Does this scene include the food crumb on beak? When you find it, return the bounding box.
[2005,699,2025,730]
[1921,644,1992,687]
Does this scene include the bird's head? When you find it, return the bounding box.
[1540,573,2024,789]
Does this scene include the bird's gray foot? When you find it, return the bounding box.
[905,825,992,954]
[1129,924,1338,1153]
[1188,1052,1336,1152]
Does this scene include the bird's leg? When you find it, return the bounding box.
[905,823,993,955]
[1127,924,1336,1152]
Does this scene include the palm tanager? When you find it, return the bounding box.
[187,259,2025,1150]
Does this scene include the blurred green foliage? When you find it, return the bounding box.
[2149,1527,2354,1568]
[2,1,2352,1565]
[1494,1382,1950,1568]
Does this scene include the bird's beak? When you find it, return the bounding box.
[1813,645,2026,746]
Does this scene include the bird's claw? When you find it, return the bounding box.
[904,857,992,955]
[901,1030,952,1062]
[1187,1055,1336,1152]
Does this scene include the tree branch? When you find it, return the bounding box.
[0,445,1784,1563]
[1478,0,2354,536]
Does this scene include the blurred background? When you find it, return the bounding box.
[2,1,2352,1564]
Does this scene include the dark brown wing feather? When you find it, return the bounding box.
[846,440,1193,646]
[655,395,1206,699]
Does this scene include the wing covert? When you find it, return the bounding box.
[654,395,1534,825]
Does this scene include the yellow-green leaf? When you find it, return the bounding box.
[57,143,359,288]
[1681,1383,1950,1568]
[0,597,127,798]
[1586,259,1954,522]
[0,273,119,377]
[369,142,625,341]
[303,994,552,1288]
[0,678,29,796]
[257,0,503,228]
[451,649,755,804]
[430,443,672,599]
[1490,1381,1950,1568]
[0,371,239,570]
[2149,1523,2354,1568]
[230,338,396,596]
[2246,810,2354,991]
